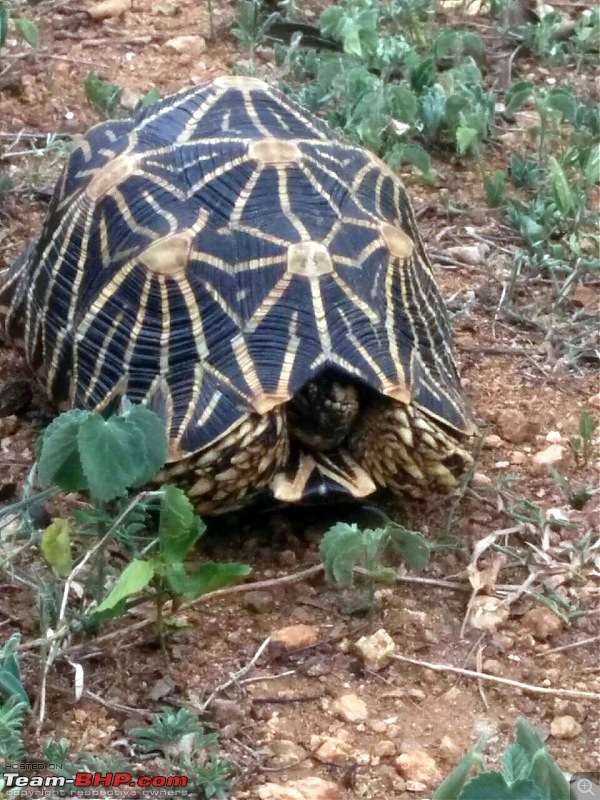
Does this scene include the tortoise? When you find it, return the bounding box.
[0,76,473,513]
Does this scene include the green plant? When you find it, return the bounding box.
[86,483,250,630]
[130,707,232,797]
[30,403,250,630]
[85,72,161,119]
[490,0,600,65]
[0,635,29,763]
[524,7,600,64]
[232,0,279,59]
[552,468,598,511]
[0,2,39,49]
[1,403,250,645]
[569,409,596,467]
[320,518,429,608]
[45,709,233,799]
[490,81,599,364]
[275,0,494,172]
[433,718,570,800]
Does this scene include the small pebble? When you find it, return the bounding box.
[470,596,510,632]
[268,739,308,768]
[532,444,567,471]
[313,736,354,765]
[270,624,319,653]
[332,693,368,723]
[165,35,206,55]
[483,434,503,449]
[482,658,504,676]
[354,629,395,671]
[395,749,441,787]
[88,0,131,19]
[549,715,582,739]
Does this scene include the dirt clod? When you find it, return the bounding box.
[532,444,568,472]
[243,590,276,613]
[553,699,587,723]
[211,698,245,727]
[482,658,504,676]
[469,596,510,632]
[522,607,564,640]
[165,35,206,55]
[372,739,396,758]
[447,245,484,266]
[496,409,539,445]
[483,434,503,449]
[439,735,460,759]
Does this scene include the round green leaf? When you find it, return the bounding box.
[343,25,362,57]
[387,523,430,570]
[37,409,90,491]
[159,485,205,562]
[124,404,168,484]
[505,81,535,115]
[387,143,431,177]
[77,415,148,502]
[41,519,72,577]
[319,522,363,585]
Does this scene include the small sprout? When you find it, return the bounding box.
[484,170,506,208]
[569,409,596,467]
[84,72,123,118]
[319,519,429,608]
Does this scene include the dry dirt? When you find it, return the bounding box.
[0,1,599,799]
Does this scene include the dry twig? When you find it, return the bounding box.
[200,637,272,712]
[392,653,600,700]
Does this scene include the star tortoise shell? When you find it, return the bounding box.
[0,75,474,513]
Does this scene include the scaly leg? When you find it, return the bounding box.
[348,399,473,496]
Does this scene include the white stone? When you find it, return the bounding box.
[332,693,368,723]
[354,628,395,671]
[395,750,441,787]
[549,715,582,739]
